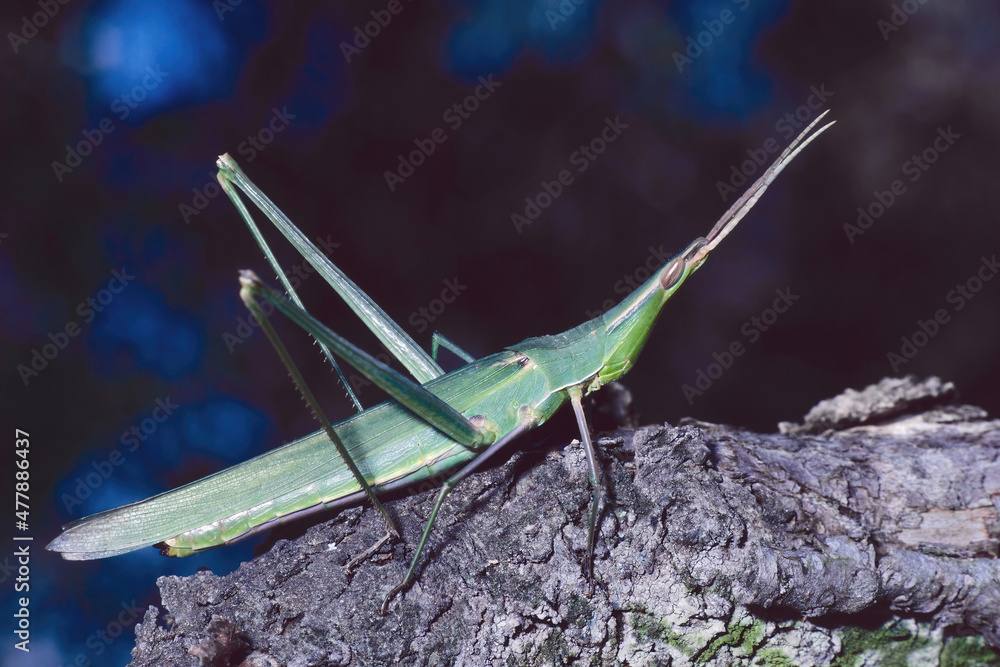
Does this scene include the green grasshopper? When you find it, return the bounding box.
[48,111,833,613]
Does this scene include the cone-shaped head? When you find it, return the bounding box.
[592,110,835,387]
[594,235,712,385]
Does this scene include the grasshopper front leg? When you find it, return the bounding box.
[568,385,600,594]
[380,413,538,614]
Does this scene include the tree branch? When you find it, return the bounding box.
[129,376,1000,666]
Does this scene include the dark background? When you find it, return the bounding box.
[2,0,998,664]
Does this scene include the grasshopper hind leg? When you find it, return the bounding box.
[239,276,402,547]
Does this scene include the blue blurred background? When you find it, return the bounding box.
[2,0,999,664]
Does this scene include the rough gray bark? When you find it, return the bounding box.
[129,376,1000,666]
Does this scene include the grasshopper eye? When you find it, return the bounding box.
[659,257,685,290]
